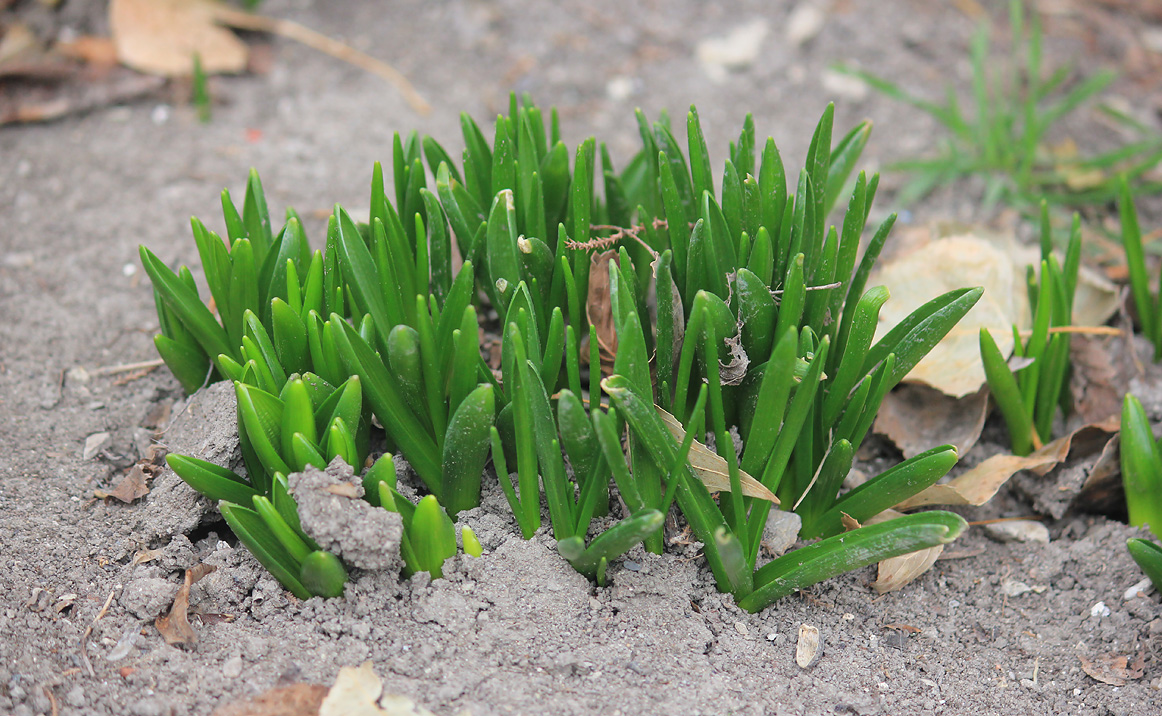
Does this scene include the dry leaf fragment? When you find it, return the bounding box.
[871,234,1022,397]
[1079,653,1146,686]
[895,415,1121,511]
[586,250,618,374]
[110,0,249,76]
[656,406,777,502]
[94,465,151,503]
[840,512,861,531]
[874,545,943,593]
[795,624,822,668]
[319,661,438,716]
[865,509,944,592]
[156,563,216,645]
[210,683,330,716]
[874,384,989,458]
[324,483,361,498]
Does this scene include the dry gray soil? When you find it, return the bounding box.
[2,1,1161,714]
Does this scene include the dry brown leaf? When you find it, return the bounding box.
[1071,332,1132,424]
[94,465,151,503]
[110,0,249,76]
[875,384,989,458]
[1079,653,1146,686]
[840,512,861,531]
[55,36,119,68]
[210,683,329,716]
[586,250,618,374]
[895,416,1121,511]
[656,407,777,502]
[874,545,943,593]
[155,563,216,645]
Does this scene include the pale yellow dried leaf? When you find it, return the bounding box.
[656,407,777,503]
[319,662,383,716]
[873,545,943,593]
[871,229,1119,398]
[110,0,248,76]
[865,509,944,592]
[871,234,1020,397]
[319,662,439,716]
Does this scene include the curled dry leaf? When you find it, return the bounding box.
[155,563,216,645]
[840,512,861,531]
[94,465,150,503]
[719,333,749,386]
[210,683,330,716]
[656,407,777,502]
[586,250,618,375]
[875,384,989,458]
[110,0,249,77]
[1079,653,1146,686]
[893,417,1120,512]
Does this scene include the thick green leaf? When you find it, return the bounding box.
[739,511,966,612]
[220,502,310,600]
[167,454,259,505]
[1127,538,1162,591]
[299,550,348,598]
[805,445,959,539]
[442,384,495,516]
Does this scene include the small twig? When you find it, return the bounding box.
[1013,326,1122,337]
[566,218,667,254]
[89,359,165,377]
[79,591,115,678]
[211,7,430,115]
[43,686,58,716]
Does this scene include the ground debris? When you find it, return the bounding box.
[155,563,216,645]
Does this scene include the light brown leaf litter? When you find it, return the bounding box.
[875,384,989,458]
[211,683,330,716]
[1079,652,1146,686]
[155,563,216,645]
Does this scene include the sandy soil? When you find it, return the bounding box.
[1,1,1160,714]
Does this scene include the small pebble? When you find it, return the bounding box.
[222,655,243,679]
[1124,577,1155,601]
[734,621,748,636]
[1090,601,1110,618]
[623,560,640,572]
[983,520,1049,544]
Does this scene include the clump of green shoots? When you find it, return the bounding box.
[840,0,1162,213]
[142,96,983,609]
[979,201,1080,455]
